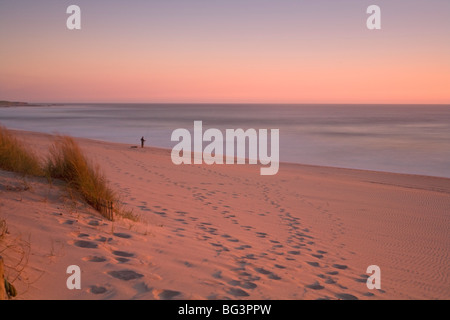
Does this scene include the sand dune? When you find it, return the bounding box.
[0,130,449,300]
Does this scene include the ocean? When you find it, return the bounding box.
[1,104,449,178]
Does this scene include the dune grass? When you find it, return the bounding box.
[0,127,134,221]
[0,126,43,177]
[45,136,117,216]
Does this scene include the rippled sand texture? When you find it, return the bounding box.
[1,130,449,300]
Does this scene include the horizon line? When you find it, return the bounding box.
[9,101,450,106]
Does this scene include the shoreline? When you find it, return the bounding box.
[10,128,450,183]
[1,128,449,300]
[2,103,450,179]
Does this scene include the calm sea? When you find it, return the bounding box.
[1,104,449,178]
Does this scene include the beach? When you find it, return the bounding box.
[1,129,449,300]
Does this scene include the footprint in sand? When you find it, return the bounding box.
[268,274,282,280]
[355,274,370,283]
[254,267,282,280]
[227,287,250,297]
[332,264,348,270]
[83,256,107,263]
[90,285,107,294]
[228,280,257,290]
[95,236,112,243]
[113,232,132,239]
[237,272,261,282]
[154,289,181,300]
[88,220,100,226]
[327,271,339,276]
[239,281,257,290]
[243,254,258,260]
[337,284,348,290]
[306,261,320,267]
[255,232,267,238]
[108,270,143,281]
[210,242,223,248]
[235,245,252,250]
[254,267,271,275]
[74,240,98,249]
[78,233,90,238]
[112,250,135,258]
[306,281,325,290]
[335,293,358,300]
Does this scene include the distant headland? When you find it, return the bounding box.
[0,100,56,107]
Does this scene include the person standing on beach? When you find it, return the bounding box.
[141,136,146,148]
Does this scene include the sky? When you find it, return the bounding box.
[0,0,449,104]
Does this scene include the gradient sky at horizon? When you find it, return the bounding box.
[1,0,449,104]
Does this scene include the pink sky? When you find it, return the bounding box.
[1,0,449,103]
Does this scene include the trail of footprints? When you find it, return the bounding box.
[212,179,372,299]
[59,212,185,300]
[167,179,371,299]
[96,152,374,299]
[261,181,380,300]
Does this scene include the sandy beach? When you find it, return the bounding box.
[1,130,449,300]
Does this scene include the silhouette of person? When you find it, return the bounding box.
[141,136,146,148]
